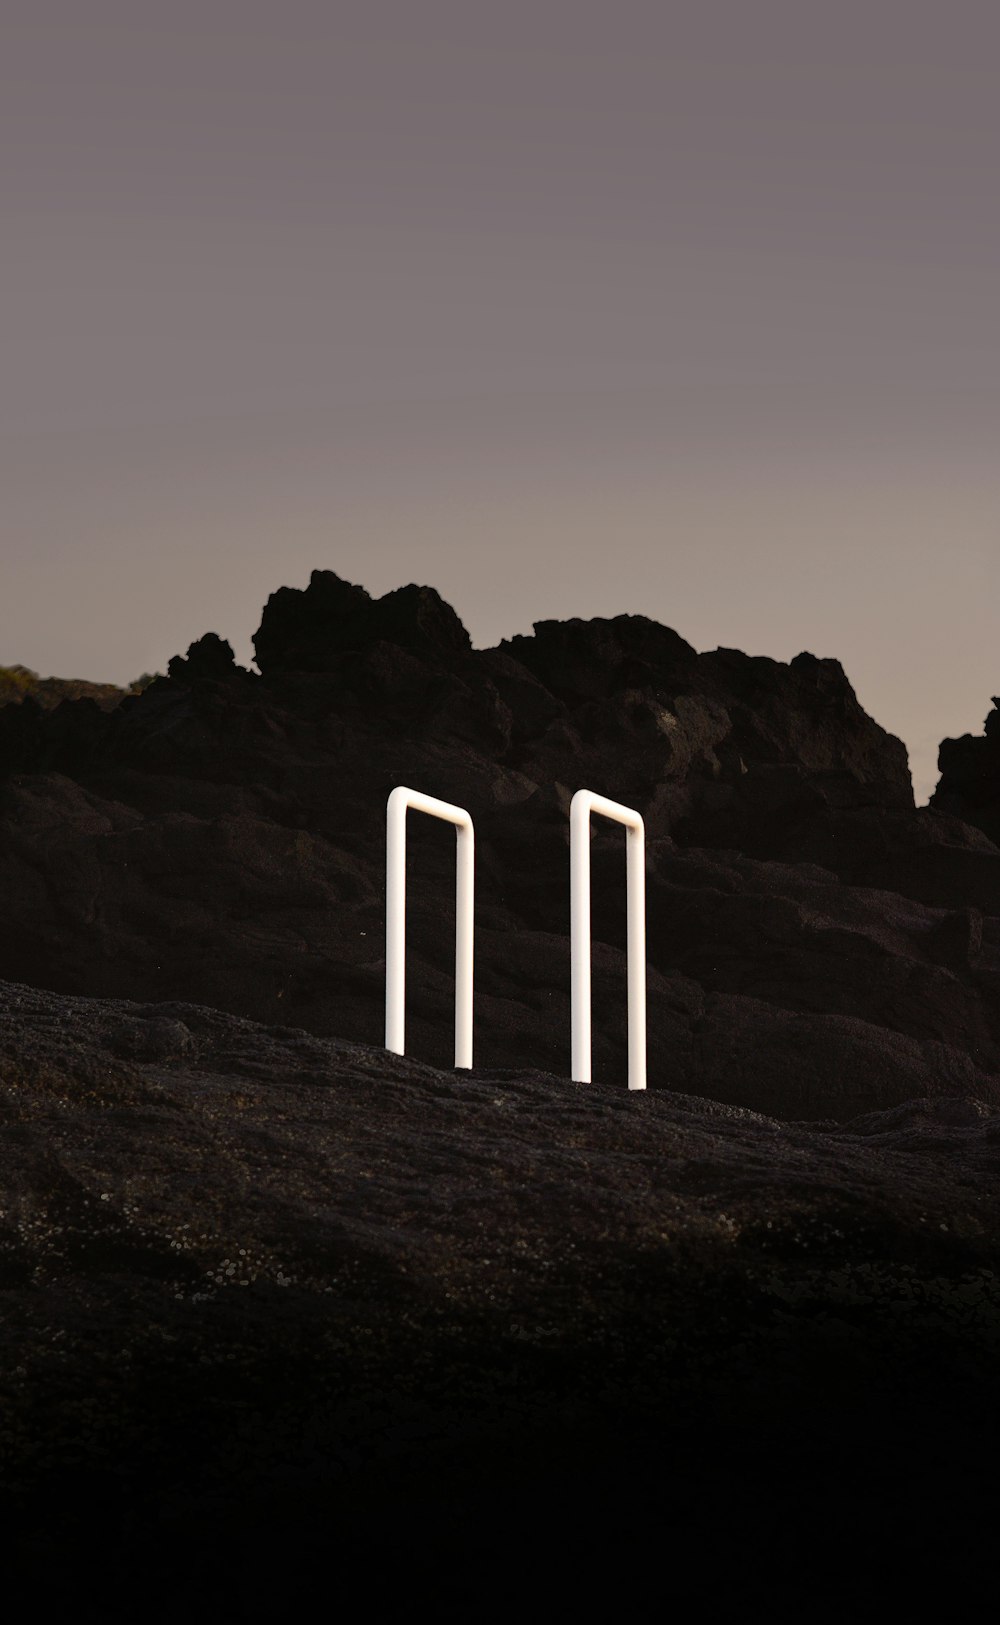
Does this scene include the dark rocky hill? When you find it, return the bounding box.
[1,570,999,1118]
[3,572,1000,1606]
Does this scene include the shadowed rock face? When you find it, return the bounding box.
[0,568,999,1121]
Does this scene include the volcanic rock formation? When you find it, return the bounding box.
[3,573,1000,1605]
[2,569,1000,1119]
[932,696,1000,848]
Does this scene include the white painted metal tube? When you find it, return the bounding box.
[385,786,475,1069]
[570,789,647,1091]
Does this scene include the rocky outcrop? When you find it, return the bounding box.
[931,697,1000,847]
[166,631,243,685]
[253,571,472,674]
[0,570,997,1120]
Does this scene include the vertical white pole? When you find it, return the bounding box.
[570,791,592,1083]
[385,787,408,1056]
[454,821,474,1069]
[569,789,646,1091]
[626,822,647,1091]
[385,787,475,1068]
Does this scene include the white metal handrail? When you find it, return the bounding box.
[385,786,475,1069]
[570,789,647,1091]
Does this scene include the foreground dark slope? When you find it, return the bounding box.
[3,978,1000,1603]
[3,569,1000,1117]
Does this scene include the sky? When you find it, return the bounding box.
[1,2,998,803]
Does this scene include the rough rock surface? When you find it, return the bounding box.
[2,978,1000,1606]
[932,695,1000,847]
[2,570,1000,1122]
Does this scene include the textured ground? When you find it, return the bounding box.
[3,977,999,1609]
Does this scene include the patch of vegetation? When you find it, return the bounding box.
[0,665,40,703]
[0,663,141,712]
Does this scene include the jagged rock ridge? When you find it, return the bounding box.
[1,568,999,1118]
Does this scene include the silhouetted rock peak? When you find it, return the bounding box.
[167,633,239,685]
[790,650,849,683]
[499,614,698,703]
[252,570,471,674]
[933,698,1000,845]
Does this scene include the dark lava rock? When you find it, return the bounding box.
[253,570,471,674]
[1,572,999,1124]
[932,696,1000,847]
[166,631,244,686]
[2,979,1000,1607]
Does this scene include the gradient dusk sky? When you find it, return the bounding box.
[2,2,998,802]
